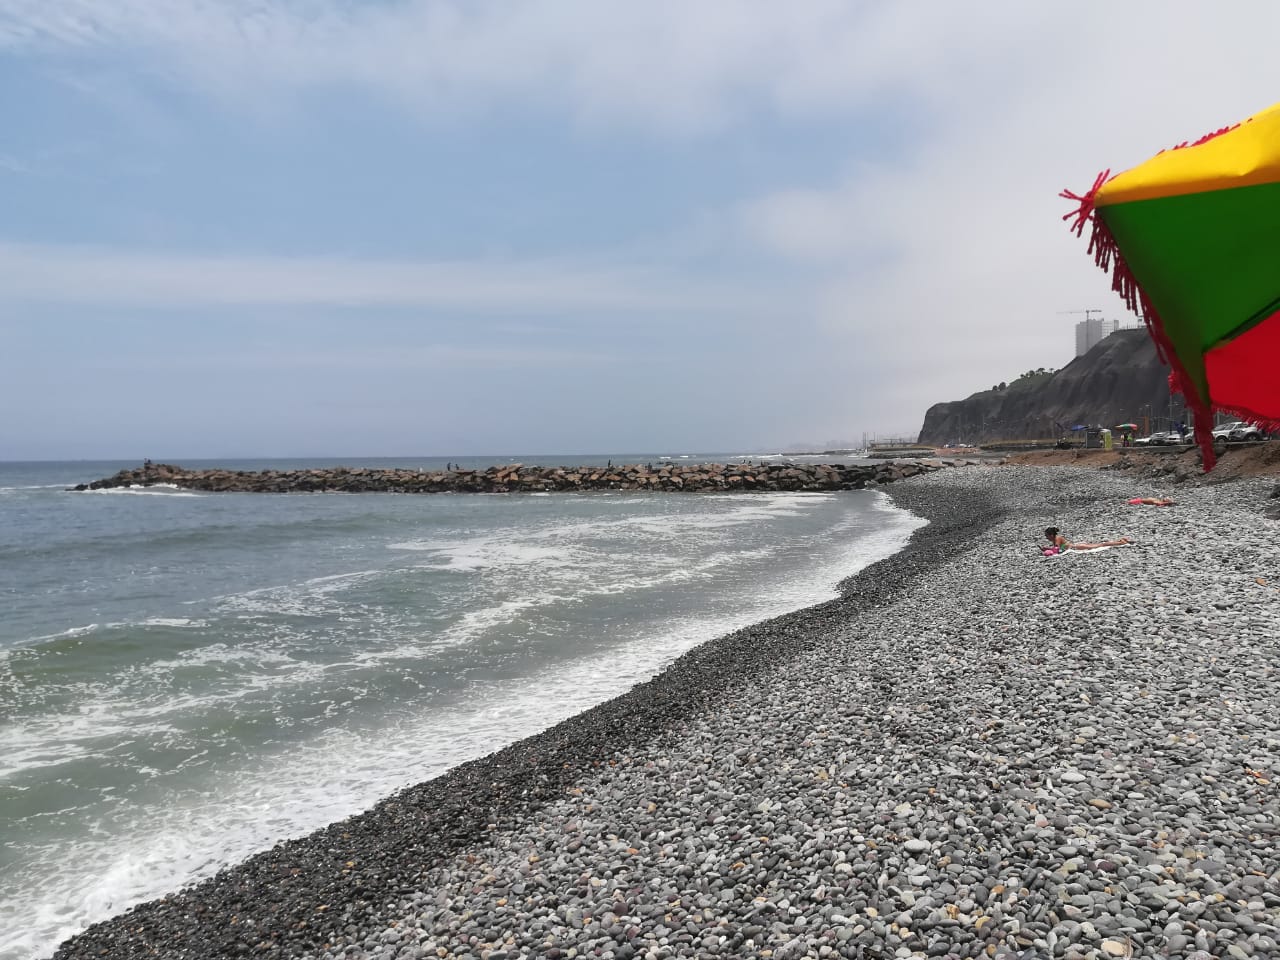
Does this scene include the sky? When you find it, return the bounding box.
[2,1,1278,459]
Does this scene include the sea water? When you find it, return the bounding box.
[0,455,925,960]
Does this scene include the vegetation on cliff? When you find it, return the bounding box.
[917,329,1186,445]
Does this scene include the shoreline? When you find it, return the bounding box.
[53,467,1280,959]
[52,472,1008,959]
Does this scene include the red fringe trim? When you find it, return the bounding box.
[1208,402,1280,436]
[1063,114,1264,470]
[1162,121,1243,153]
[1061,177,1216,466]
[1058,169,1110,237]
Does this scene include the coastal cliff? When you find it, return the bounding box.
[918,328,1185,445]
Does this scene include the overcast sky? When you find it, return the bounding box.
[2,1,1277,459]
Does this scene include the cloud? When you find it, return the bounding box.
[0,152,32,174]
[170,343,616,371]
[740,182,882,264]
[0,242,772,317]
[0,1,1032,131]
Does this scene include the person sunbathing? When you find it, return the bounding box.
[1127,496,1175,506]
[1044,526,1130,552]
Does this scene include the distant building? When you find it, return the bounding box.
[1075,316,1119,357]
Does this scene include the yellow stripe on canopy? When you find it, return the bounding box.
[1095,101,1280,207]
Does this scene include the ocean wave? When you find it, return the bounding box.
[388,540,579,572]
[449,593,570,640]
[78,484,204,497]
[22,618,209,647]
[515,493,834,542]
[0,651,333,782]
[0,483,72,494]
[210,569,386,616]
[25,623,102,643]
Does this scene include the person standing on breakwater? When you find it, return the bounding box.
[1044,526,1130,553]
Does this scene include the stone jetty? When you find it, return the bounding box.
[74,459,976,495]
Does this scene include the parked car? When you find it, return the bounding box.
[1212,421,1264,442]
[1135,431,1182,446]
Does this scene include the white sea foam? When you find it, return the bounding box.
[26,623,102,643]
[211,568,385,616]
[23,618,208,648]
[450,593,569,639]
[533,493,830,542]
[7,571,456,784]
[388,540,579,572]
[2,627,331,784]
[0,651,335,784]
[81,484,203,497]
[0,483,71,494]
[144,641,293,671]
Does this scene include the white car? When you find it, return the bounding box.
[1212,421,1264,442]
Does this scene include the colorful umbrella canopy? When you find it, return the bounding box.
[1115,423,1139,430]
[1062,101,1280,468]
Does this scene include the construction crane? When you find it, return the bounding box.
[1058,308,1104,321]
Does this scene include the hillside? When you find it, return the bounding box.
[917,329,1184,445]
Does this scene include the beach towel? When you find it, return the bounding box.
[1041,544,1116,558]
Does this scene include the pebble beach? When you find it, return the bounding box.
[53,465,1280,960]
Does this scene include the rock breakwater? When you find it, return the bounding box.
[74,459,974,495]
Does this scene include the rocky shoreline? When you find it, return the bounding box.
[53,467,1280,960]
[72,459,975,496]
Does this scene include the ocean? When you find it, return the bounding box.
[0,454,926,960]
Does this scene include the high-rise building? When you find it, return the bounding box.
[1075,316,1119,357]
